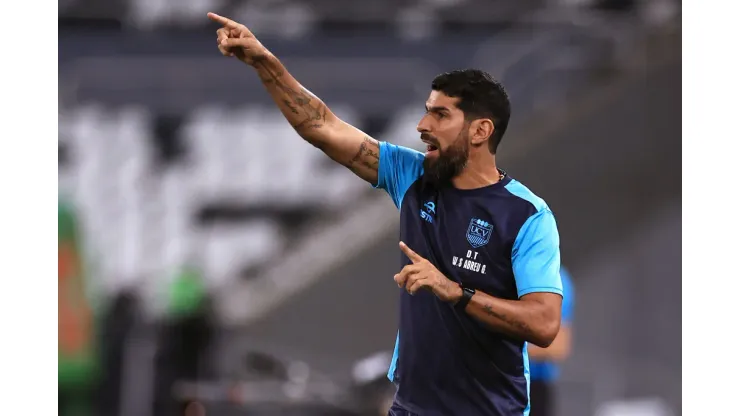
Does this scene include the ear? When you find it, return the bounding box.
[469,118,494,147]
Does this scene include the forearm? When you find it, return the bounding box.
[249,52,336,143]
[210,13,381,183]
[462,291,560,347]
[247,52,380,183]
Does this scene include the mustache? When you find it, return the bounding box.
[420,133,440,147]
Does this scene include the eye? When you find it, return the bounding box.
[424,108,448,119]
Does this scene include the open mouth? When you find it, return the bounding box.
[421,134,440,156]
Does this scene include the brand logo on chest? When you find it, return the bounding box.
[420,201,435,224]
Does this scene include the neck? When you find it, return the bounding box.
[451,153,501,190]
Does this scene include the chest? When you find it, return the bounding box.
[399,185,522,299]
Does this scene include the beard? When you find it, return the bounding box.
[422,129,470,186]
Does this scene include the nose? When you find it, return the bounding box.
[417,114,431,133]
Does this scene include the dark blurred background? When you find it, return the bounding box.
[58,0,681,415]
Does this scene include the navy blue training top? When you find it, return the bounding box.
[375,142,563,416]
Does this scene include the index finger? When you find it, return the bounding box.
[207,12,239,28]
[399,241,423,263]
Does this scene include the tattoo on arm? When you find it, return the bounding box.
[252,55,328,132]
[283,99,299,115]
[483,304,534,336]
[348,137,380,171]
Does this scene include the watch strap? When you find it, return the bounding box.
[455,284,475,311]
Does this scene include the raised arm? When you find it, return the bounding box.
[208,12,380,184]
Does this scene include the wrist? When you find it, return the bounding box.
[247,48,274,67]
[453,284,475,311]
[450,284,464,304]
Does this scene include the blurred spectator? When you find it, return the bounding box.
[527,267,575,416]
[152,267,215,416]
[95,290,139,416]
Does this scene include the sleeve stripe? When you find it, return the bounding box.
[518,286,564,298]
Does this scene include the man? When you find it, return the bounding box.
[208,13,563,416]
[527,268,575,416]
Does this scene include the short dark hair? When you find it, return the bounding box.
[431,69,510,154]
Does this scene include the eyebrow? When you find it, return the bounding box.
[425,105,450,114]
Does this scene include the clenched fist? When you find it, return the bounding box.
[207,12,269,66]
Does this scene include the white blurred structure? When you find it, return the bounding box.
[58,103,416,312]
[595,398,674,416]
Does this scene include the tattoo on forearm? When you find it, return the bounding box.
[483,304,534,336]
[348,137,380,171]
[252,55,327,132]
[283,100,299,115]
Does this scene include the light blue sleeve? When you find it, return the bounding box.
[512,209,563,298]
[373,141,425,209]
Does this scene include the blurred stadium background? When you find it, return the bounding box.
[58,0,681,415]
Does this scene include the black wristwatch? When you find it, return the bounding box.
[454,284,475,311]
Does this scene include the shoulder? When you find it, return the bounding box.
[496,177,554,235]
[376,141,425,183]
[501,178,559,247]
[379,141,425,165]
[502,178,550,214]
[375,141,425,209]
